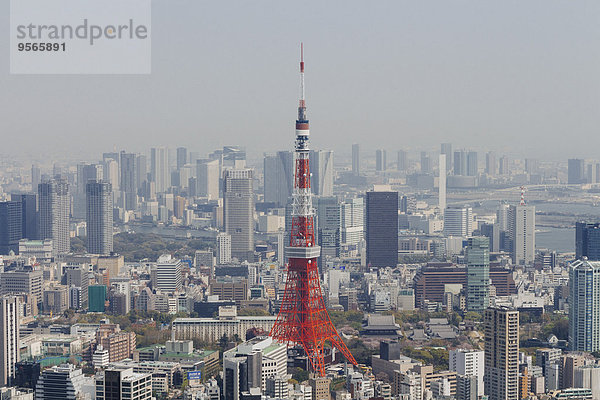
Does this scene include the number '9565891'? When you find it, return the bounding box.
[17,43,66,51]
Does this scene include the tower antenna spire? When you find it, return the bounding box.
[299,43,305,109]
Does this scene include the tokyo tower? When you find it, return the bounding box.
[269,44,358,376]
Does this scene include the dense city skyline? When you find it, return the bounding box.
[3,2,600,400]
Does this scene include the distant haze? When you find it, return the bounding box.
[1,1,599,160]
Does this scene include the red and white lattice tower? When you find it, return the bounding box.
[269,44,358,376]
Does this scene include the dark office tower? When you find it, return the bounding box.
[420,152,432,174]
[466,237,490,313]
[480,223,500,252]
[376,149,387,172]
[441,143,453,173]
[397,150,407,171]
[486,152,497,176]
[467,151,478,176]
[568,159,586,184]
[0,202,22,255]
[575,222,600,261]
[135,154,147,190]
[499,156,510,175]
[11,194,37,240]
[366,190,398,268]
[119,152,137,211]
[380,340,401,361]
[39,179,70,255]
[176,147,188,170]
[86,181,113,255]
[352,143,360,175]
[454,150,467,176]
[31,165,41,193]
[264,151,294,207]
[223,169,254,262]
[316,196,341,262]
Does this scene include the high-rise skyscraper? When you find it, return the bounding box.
[397,150,407,172]
[341,197,364,247]
[366,190,398,267]
[0,201,22,255]
[454,150,467,176]
[439,154,447,210]
[120,152,137,210]
[264,151,294,207]
[480,223,500,253]
[196,159,220,199]
[102,159,119,196]
[176,147,188,170]
[86,181,113,255]
[376,149,387,172]
[525,159,538,175]
[316,196,341,262]
[39,178,70,255]
[441,143,452,173]
[444,205,473,237]
[74,163,103,219]
[498,156,510,176]
[11,193,38,240]
[223,169,254,261]
[466,151,478,176]
[136,154,147,191]
[31,165,41,193]
[151,147,170,193]
[508,204,535,265]
[310,150,334,196]
[484,307,519,400]
[568,259,600,352]
[420,151,432,174]
[0,296,19,386]
[466,237,490,312]
[352,143,360,175]
[575,222,600,261]
[568,159,586,184]
[486,152,497,176]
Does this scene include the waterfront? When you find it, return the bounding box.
[536,227,574,254]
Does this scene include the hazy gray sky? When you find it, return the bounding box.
[1,1,599,160]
